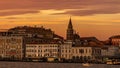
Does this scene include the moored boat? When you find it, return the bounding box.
[82,63,92,67]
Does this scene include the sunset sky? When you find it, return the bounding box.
[0,0,120,40]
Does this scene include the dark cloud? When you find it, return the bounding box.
[60,6,120,16]
[5,17,18,19]
[0,0,120,16]
[5,17,32,19]
[0,10,39,16]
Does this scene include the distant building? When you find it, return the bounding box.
[101,46,120,58]
[66,18,102,47]
[8,26,54,39]
[109,35,120,46]
[71,47,93,61]
[0,36,25,60]
[80,37,103,47]
[26,44,60,60]
[72,46,101,62]
[0,26,64,44]
[60,41,101,62]
[92,47,101,61]
[60,42,73,60]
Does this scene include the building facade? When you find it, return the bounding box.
[26,44,60,60]
[0,36,25,60]
[25,41,103,62]
[60,41,101,62]
[71,47,93,61]
[92,47,101,61]
[101,46,120,58]
[60,42,73,60]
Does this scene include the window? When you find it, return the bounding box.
[38,50,40,52]
[69,50,71,53]
[72,49,74,53]
[66,50,67,53]
[62,50,64,52]
[62,55,64,57]
[79,49,84,54]
[58,49,59,52]
[76,49,78,54]
[89,49,91,53]
[86,49,87,53]
[66,54,67,58]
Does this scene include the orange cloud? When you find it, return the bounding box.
[0,0,120,16]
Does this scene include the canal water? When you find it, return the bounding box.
[0,62,120,68]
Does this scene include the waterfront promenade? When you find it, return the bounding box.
[0,61,120,68]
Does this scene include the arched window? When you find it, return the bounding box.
[72,56,75,60]
[79,49,84,54]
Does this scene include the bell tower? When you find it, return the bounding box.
[66,18,74,41]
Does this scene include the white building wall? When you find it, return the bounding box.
[72,47,92,57]
[26,44,60,59]
[60,42,72,59]
[26,42,102,61]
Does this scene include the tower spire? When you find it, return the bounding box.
[68,17,73,29]
[66,17,74,41]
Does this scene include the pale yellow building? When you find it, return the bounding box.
[72,47,93,59]
[26,44,60,60]
[60,42,101,61]
[26,42,102,62]
[60,42,72,60]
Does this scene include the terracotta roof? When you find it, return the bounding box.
[80,37,98,40]
[109,35,120,39]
